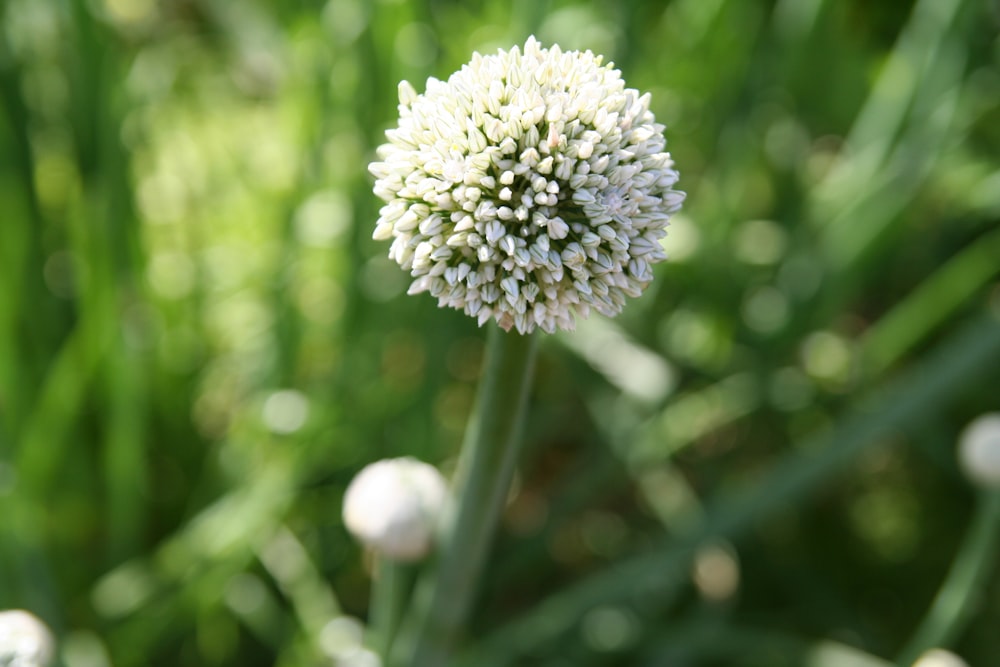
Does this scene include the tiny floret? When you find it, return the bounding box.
[342,457,448,562]
[369,36,684,333]
[958,413,1000,489]
[0,610,54,667]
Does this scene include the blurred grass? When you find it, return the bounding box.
[1,0,999,665]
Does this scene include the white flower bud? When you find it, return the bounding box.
[0,610,54,667]
[342,458,448,562]
[913,649,969,667]
[958,413,1000,489]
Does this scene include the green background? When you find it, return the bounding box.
[2,0,1000,664]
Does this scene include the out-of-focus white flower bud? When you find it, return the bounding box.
[912,648,969,667]
[958,413,1000,489]
[0,610,54,667]
[342,457,448,562]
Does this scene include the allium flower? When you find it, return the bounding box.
[958,413,1000,489]
[0,610,54,667]
[913,649,969,667]
[342,457,448,562]
[369,37,684,334]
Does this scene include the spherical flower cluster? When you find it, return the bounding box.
[0,610,54,667]
[342,457,448,562]
[369,36,684,333]
[958,413,1000,489]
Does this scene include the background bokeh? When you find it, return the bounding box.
[2,0,1000,665]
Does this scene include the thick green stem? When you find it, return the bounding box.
[895,490,1000,665]
[393,326,539,667]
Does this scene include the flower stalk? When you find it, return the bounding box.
[392,326,538,667]
[895,490,1000,665]
[368,557,412,660]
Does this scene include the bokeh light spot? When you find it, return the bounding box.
[295,190,351,248]
[92,563,156,618]
[224,573,268,616]
[778,252,824,301]
[148,251,196,300]
[742,285,790,334]
[262,389,310,434]
[801,331,853,386]
[662,213,700,261]
[394,23,437,69]
[296,277,344,325]
[692,543,740,602]
[733,219,789,265]
[61,631,112,667]
[580,606,639,653]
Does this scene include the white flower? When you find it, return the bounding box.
[0,610,54,667]
[913,649,969,667]
[958,413,1000,489]
[369,36,684,334]
[342,457,448,561]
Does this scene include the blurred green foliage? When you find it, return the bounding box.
[2,0,1000,665]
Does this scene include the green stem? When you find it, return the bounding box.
[369,557,412,660]
[895,490,1000,665]
[393,326,539,667]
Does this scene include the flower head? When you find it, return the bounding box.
[958,413,1000,489]
[913,649,969,667]
[0,610,54,667]
[342,457,448,561]
[369,37,684,333]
